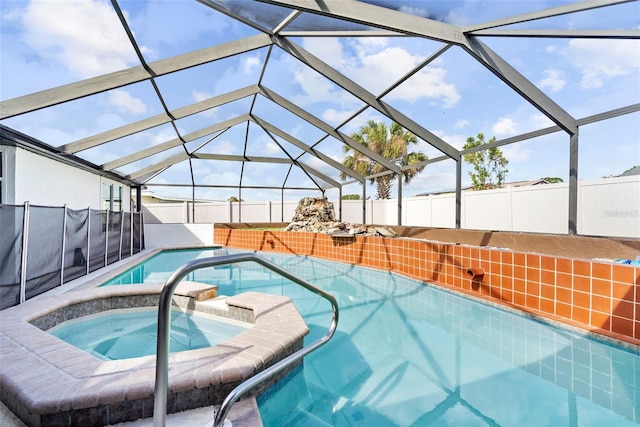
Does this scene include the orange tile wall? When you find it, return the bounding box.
[214,228,640,346]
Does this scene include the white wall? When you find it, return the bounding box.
[144,223,214,248]
[14,147,129,210]
[141,176,640,238]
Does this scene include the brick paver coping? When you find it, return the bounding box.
[0,283,308,426]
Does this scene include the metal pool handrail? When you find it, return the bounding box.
[153,253,339,427]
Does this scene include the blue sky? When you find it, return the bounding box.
[1,0,639,202]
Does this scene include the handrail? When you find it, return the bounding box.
[153,253,339,427]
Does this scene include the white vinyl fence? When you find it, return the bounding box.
[143,176,639,238]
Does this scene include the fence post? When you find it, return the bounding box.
[130,211,134,256]
[60,205,67,286]
[118,211,124,261]
[86,207,91,275]
[104,209,109,267]
[19,201,30,304]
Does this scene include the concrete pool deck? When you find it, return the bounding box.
[0,269,308,426]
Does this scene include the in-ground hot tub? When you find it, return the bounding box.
[48,306,252,361]
[0,282,308,426]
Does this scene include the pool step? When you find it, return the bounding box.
[174,281,219,301]
[287,407,333,427]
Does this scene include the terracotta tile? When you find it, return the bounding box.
[502,251,513,264]
[527,282,541,296]
[525,295,539,310]
[573,275,590,293]
[501,290,513,303]
[513,252,525,267]
[573,260,590,277]
[502,276,513,290]
[540,255,555,271]
[556,258,572,274]
[513,266,526,280]
[490,250,501,263]
[611,316,633,337]
[613,265,635,284]
[528,268,542,283]
[572,307,590,325]
[539,298,554,315]
[513,292,525,306]
[540,284,555,300]
[592,262,612,280]
[591,295,611,314]
[555,302,572,319]
[611,300,634,320]
[556,272,572,289]
[502,264,513,278]
[526,254,540,269]
[556,288,572,304]
[513,279,525,293]
[591,279,611,297]
[539,269,553,285]
[573,291,590,309]
[590,311,611,330]
[612,282,634,301]
[635,321,640,340]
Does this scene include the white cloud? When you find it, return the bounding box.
[243,55,261,74]
[454,119,470,129]
[322,108,357,125]
[492,117,518,136]
[192,91,210,102]
[564,39,640,89]
[192,91,218,118]
[108,90,147,114]
[299,37,460,108]
[531,114,555,129]
[21,0,142,78]
[501,144,532,162]
[539,69,566,93]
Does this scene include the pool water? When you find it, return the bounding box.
[48,307,250,361]
[103,248,640,426]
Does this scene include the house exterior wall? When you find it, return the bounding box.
[12,147,129,209]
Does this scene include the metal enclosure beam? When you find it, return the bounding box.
[273,37,460,161]
[62,85,259,154]
[0,34,272,119]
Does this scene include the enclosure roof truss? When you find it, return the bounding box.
[0,0,637,215]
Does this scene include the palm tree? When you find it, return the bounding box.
[340,120,428,199]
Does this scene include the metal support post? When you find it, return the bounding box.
[86,207,91,275]
[568,132,579,235]
[130,211,134,256]
[455,159,462,229]
[397,174,402,226]
[118,211,124,261]
[60,205,67,285]
[362,184,366,224]
[19,201,30,304]
[104,209,109,267]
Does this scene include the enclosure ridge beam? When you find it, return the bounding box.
[256,0,463,43]
[193,153,293,164]
[145,183,318,191]
[468,29,640,39]
[251,114,364,183]
[62,85,260,154]
[0,34,271,120]
[102,114,250,170]
[272,37,460,160]
[463,0,634,33]
[127,152,190,180]
[297,161,342,188]
[259,85,402,174]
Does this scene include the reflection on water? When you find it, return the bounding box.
[101,248,640,426]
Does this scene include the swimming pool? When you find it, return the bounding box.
[104,248,640,426]
[48,307,251,361]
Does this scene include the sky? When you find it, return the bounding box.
[1,0,639,202]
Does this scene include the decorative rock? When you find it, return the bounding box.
[283,197,397,238]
